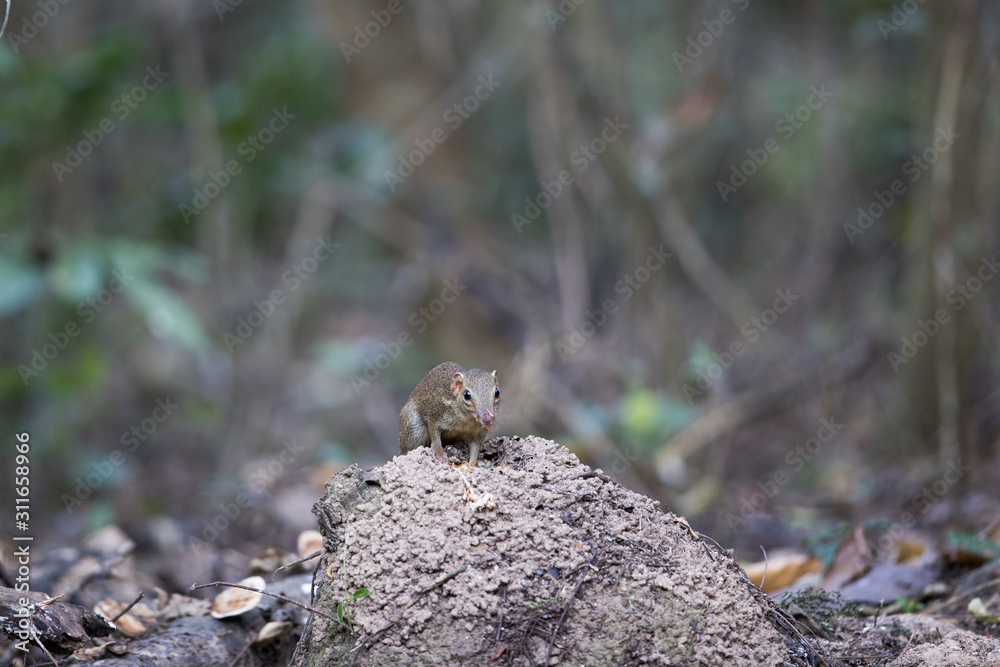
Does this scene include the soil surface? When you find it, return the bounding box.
[291,435,790,666]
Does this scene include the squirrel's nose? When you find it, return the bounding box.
[481,410,494,425]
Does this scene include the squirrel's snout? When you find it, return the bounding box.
[480,410,494,426]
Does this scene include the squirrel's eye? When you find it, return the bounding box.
[463,390,471,401]
[494,388,500,399]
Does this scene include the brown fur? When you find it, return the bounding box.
[398,362,499,465]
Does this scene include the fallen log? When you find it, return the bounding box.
[0,585,114,653]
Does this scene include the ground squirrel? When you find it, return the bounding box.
[398,362,499,466]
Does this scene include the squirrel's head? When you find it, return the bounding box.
[450,368,499,428]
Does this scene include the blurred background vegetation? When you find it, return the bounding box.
[1,0,998,564]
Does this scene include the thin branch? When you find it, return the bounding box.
[190,581,339,624]
[0,0,10,39]
[758,545,768,593]
[272,549,322,581]
[110,591,145,624]
[417,564,468,595]
[924,576,1000,615]
[349,620,396,666]
[37,594,65,607]
[227,635,255,667]
[768,607,831,667]
[30,614,60,667]
[555,471,614,485]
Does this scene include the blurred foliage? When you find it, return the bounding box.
[0,0,998,558]
[946,530,1000,561]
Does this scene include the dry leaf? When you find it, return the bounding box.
[743,552,822,593]
[157,593,212,621]
[248,547,287,576]
[210,576,265,619]
[93,599,147,637]
[107,642,130,655]
[823,525,873,589]
[74,641,116,660]
[298,529,323,557]
[256,620,292,644]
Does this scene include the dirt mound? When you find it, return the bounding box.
[290,435,788,666]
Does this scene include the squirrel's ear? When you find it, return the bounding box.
[491,370,498,385]
[450,372,464,397]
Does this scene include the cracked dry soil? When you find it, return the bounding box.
[290,435,790,666]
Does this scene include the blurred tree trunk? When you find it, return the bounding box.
[900,0,996,480]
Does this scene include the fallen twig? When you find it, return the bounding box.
[555,471,614,485]
[272,549,322,581]
[349,620,396,666]
[29,609,60,667]
[190,581,339,624]
[110,591,145,624]
[227,635,255,667]
[924,576,1000,615]
[758,545,768,593]
[418,564,468,595]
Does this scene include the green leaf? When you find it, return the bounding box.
[620,389,696,441]
[50,244,105,302]
[106,240,163,279]
[946,530,1000,560]
[620,389,660,438]
[128,280,210,351]
[46,345,107,396]
[106,239,208,283]
[686,342,720,376]
[966,597,1000,621]
[0,258,44,316]
[352,588,370,599]
[336,601,344,622]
